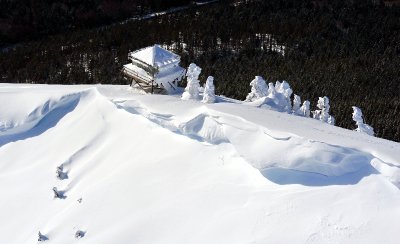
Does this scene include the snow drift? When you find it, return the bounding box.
[0,84,399,244]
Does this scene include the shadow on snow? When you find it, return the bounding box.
[261,165,378,186]
[0,95,80,147]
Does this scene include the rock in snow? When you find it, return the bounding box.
[0,84,399,244]
[38,231,48,242]
[75,230,85,239]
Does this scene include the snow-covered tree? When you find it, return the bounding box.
[202,76,216,103]
[312,109,321,120]
[253,80,294,113]
[276,80,292,97]
[313,96,334,125]
[267,82,276,96]
[245,76,268,102]
[274,81,282,91]
[352,106,374,136]
[182,63,201,100]
[300,100,311,117]
[275,80,292,112]
[292,94,302,115]
[327,115,335,125]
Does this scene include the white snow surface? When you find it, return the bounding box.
[0,84,399,244]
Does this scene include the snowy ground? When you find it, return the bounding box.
[0,84,399,244]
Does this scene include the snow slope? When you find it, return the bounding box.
[0,84,399,244]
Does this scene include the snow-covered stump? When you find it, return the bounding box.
[202,76,216,104]
[352,106,374,136]
[182,63,201,100]
[245,76,268,102]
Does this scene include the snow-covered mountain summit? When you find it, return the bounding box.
[0,84,399,244]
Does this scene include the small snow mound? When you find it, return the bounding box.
[179,113,228,144]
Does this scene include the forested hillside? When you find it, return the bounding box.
[1,0,399,141]
[0,0,191,46]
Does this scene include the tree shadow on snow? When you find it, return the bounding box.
[0,96,80,147]
[261,165,378,187]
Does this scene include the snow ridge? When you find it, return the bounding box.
[114,98,398,184]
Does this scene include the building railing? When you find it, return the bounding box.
[122,66,153,84]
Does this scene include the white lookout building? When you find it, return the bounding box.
[122,45,186,94]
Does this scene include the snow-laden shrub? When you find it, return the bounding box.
[263,81,293,112]
[245,76,268,102]
[202,76,216,103]
[352,106,374,136]
[313,96,334,125]
[182,63,201,100]
[293,94,302,115]
[300,100,311,117]
[245,78,294,113]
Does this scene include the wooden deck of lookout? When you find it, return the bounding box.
[122,66,166,94]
